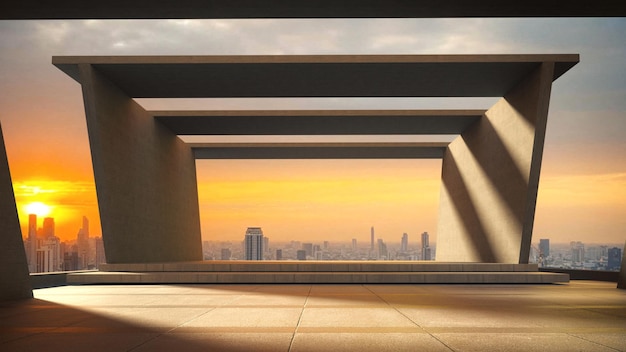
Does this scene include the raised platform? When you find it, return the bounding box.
[66,261,569,284]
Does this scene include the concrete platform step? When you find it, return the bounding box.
[67,270,569,284]
[99,261,541,273]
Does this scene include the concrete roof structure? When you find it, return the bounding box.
[48,53,579,267]
[153,110,483,135]
[53,54,578,98]
[190,142,449,159]
[2,0,626,19]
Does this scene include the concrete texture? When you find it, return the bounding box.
[78,64,202,263]
[437,62,554,263]
[0,281,623,351]
[3,0,625,19]
[0,122,32,300]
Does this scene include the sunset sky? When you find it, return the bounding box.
[1,18,625,245]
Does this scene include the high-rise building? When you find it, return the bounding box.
[377,238,387,259]
[77,216,90,269]
[539,239,550,258]
[608,247,622,271]
[370,226,375,251]
[244,227,264,260]
[42,217,55,238]
[302,243,313,257]
[401,233,408,253]
[352,238,357,251]
[421,232,432,260]
[263,237,270,253]
[571,241,585,263]
[27,214,37,272]
[276,249,282,260]
[296,250,306,260]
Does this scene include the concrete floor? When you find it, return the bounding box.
[1,281,625,351]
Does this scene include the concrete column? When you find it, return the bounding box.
[79,64,202,263]
[0,122,33,300]
[436,63,555,263]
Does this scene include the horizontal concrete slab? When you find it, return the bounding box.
[189,142,448,159]
[153,110,483,135]
[98,261,540,273]
[66,271,569,284]
[52,55,579,98]
[4,1,625,19]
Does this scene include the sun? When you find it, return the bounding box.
[25,202,52,217]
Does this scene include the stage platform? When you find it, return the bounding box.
[66,261,569,284]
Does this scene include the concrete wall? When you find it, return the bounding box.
[436,63,554,263]
[0,122,33,300]
[79,64,202,263]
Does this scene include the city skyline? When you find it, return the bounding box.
[1,18,625,244]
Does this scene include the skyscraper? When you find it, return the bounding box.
[42,217,55,238]
[27,214,37,272]
[421,232,432,260]
[370,226,375,251]
[608,247,622,271]
[76,216,90,269]
[244,227,264,260]
[401,233,408,253]
[539,239,550,259]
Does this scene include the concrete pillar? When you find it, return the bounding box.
[78,64,202,263]
[436,63,554,263]
[0,122,33,300]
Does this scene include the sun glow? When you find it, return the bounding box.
[24,202,52,217]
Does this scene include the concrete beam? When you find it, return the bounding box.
[153,110,483,135]
[0,122,33,300]
[3,0,625,19]
[436,62,555,263]
[191,142,448,159]
[78,64,202,263]
[53,55,579,98]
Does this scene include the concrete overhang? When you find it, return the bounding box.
[52,54,579,98]
[3,0,626,19]
[153,110,484,135]
[190,142,449,159]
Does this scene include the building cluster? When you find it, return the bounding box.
[204,226,436,261]
[530,238,622,271]
[23,215,106,273]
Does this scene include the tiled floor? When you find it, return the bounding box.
[1,281,625,351]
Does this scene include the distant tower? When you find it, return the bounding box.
[244,227,264,260]
[276,249,282,260]
[76,216,91,269]
[377,238,388,259]
[27,214,37,272]
[607,247,622,271]
[302,243,313,257]
[421,232,431,260]
[401,233,408,253]
[539,239,550,259]
[352,238,357,251]
[42,217,55,238]
[370,226,375,251]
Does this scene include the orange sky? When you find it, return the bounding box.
[2,19,626,246]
